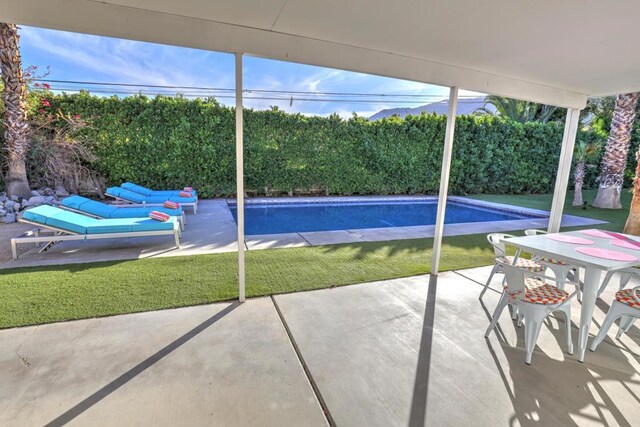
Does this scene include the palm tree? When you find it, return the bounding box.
[0,23,31,198]
[572,141,601,206]
[624,149,640,234]
[592,92,640,209]
[475,95,558,123]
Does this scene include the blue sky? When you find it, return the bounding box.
[19,26,482,118]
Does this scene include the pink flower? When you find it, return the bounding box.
[43,83,50,89]
[73,114,80,119]
[34,83,40,87]
[39,108,45,114]
[41,99,51,107]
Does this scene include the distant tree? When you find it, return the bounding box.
[0,23,31,198]
[475,95,558,123]
[592,92,640,209]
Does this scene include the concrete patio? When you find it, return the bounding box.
[2,266,638,426]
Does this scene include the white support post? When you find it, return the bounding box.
[235,52,246,302]
[548,108,581,233]
[430,86,458,275]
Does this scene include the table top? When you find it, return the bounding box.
[503,230,640,271]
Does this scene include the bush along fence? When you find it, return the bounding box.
[3,91,609,199]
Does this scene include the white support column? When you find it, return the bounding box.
[430,86,458,275]
[548,108,581,233]
[235,52,246,302]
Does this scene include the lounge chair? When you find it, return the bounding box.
[106,187,198,214]
[61,195,186,231]
[12,205,180,259]
[121,182,198,198]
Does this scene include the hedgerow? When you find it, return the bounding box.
[6,91,608,198]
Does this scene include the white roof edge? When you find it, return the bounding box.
[0,0,587,109]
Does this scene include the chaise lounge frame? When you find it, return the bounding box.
[60,204,187,231]
[106,195,198,214]
[11,217,181,260]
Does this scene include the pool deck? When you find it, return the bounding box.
[1,196,605,268]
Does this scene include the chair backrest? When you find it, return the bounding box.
[487,233,515,258]
[525,229,547,236]
[501,262,526,300]
[633,286,640,305]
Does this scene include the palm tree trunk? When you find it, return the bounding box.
[572,161,585,206]
[0,23,31,198]
[624,150,640,234]
[592,92,640,209]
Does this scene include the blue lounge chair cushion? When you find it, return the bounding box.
[61,195,89,210]
[107,187,196,204]
[130,217,177,232]
[121,182,197,197]
[63,196,119,218]
[23,206,97,234]
[121,182,153,196]
[109,206,183,218]
[106,187,147,203]
[23,204,61,225]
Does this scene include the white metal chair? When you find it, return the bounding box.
[524,229,582,302]
[479,233,544,299]
[590,286,640,351]
[596,267,639,297]
[485,261,576,364]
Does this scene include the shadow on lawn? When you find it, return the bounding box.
[44,302,240,427]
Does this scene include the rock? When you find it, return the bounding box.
[55,186,70,197]
[0,208,6,217]
[44,196,56,204]
[3,200,16,211]
[0,191,6,198]
[25,196,45,207]
[31,190,42,197]
[0,196,7,203]
[10,195,19,202]
[42,187,55,196]
[13,203,20,211]
[1,213,16,223]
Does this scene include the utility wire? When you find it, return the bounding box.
[33,78,482,99]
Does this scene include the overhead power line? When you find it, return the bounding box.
[33,78,483,99]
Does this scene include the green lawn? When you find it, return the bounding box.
[0,189,630,328]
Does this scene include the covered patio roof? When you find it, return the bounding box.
[3,1,640,108]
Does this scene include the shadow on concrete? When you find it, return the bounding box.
[480,298,639,427]
[408,273,438,427]
[44,302,239,427]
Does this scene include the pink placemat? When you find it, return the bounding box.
[545,234,594,245]
[611,239,640,251]
[581,229,625,239]
[575,246,638,262]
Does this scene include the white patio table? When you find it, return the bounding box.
[502,230,640,362]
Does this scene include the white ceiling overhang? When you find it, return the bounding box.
[3,0,639,109]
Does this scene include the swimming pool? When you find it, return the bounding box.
[229,199,538,235]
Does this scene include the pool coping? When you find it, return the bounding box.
[227,196,607,250]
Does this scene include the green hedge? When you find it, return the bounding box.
[13,92,605,198]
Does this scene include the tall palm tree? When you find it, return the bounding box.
[624,149,640,234]
[592,92,640,209]
[572,141,601,206]
[475,95,558,123]
[0,23,31,198]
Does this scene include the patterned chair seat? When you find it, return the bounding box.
[506,278,570,305]
[498,256,544,272]
[615,288,640,309]
[539,256,568,265]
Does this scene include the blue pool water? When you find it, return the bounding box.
[229,200,534,235]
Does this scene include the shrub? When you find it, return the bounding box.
[1,91,609,198]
